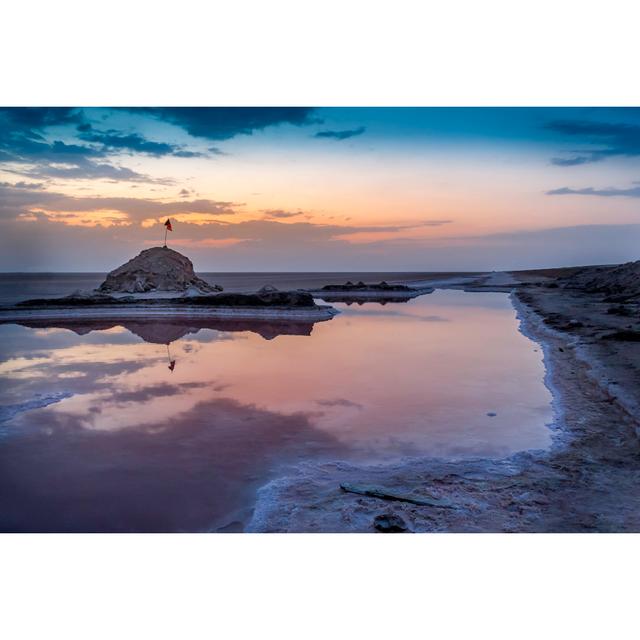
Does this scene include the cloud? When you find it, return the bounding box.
[1,108,317,180]
[131,107,319,140]
[77,125,204,158]
[2,182,444,248]
[0,107,83,129]
[547,118,640,166]
[15,159,162,183]
[546,185,640,198]
[550,155,603,167]
[316,398,363,409]
[422,219,452,226]
[1,180,45,190]
[2,195,639,272]
[173,219,431,246]
[0,182,239,225]
[0,109,167,183]
[261,209,304,219]
[314,126,366,140]
[0,181,461,272]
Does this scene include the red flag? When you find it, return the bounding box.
[164,218,173,232]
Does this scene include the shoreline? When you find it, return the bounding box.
[0,303,339,324]
[247,279,640,532]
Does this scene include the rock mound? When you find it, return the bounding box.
[320,280,412,292]
[98,246,222,294]
[559,260,640,301]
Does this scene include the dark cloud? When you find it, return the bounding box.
[0,109,165,183]
[0,107,83,129]
[547,118,640,166]
[77,125,202,158]
[0,182,61,218]
[262,209,304,219]
[314,126,366,140]
[0,180,45,190]
[550,155,602,167]
[131,107,319,140]
[547,185,640,198]
[316,398,363,409]
[1,108,307,180]
[171,150,204,158]
[1,133,104,163]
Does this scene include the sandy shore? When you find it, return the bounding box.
[248,273,640,532]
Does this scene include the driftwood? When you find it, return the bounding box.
[339,483,454,508]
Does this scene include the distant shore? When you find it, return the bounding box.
[0,271,480,306]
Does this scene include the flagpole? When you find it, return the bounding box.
[164,225,168,247]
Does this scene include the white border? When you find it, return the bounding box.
[2,0,639,106]
[1,1,639,638]
[1,534,638,639]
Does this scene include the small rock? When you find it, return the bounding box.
[602,330,640,342]
[487,412,497,417]
[373,514,408,533]
[258,284,279,293]
[607,305,633,317]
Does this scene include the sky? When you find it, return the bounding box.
[0,106,639,272]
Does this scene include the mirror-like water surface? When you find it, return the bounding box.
[0,289,552,532]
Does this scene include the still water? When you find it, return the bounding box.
[0,288,552,532]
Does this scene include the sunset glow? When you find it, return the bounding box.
[1,107,639,271]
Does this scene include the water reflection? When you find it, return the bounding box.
[166,344,176,372]
[0,290,553,532]
[7,317,322,343]
[0,395,340,532]
[315,296,414,305]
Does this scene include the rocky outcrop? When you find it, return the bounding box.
[182,290,316,308]
[320,280,413,292]
[559,260,640,301]
[97,246,222,294]
[17,290,318,309]
[308,280,432,303]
